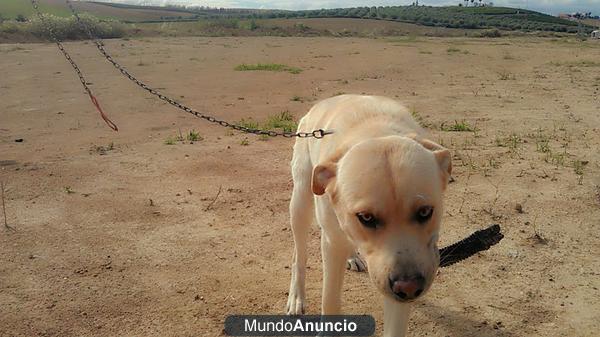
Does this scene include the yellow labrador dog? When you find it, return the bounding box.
[286,95,451,337]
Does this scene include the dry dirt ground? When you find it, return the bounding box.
[1,35,599,337]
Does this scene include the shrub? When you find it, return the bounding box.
[478,29,502,38]
[1,13,125,41]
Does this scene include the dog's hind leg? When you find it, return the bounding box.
[286,140,314,315]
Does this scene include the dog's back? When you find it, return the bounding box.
[295,95,426,165]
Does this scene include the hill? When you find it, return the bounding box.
[0,1,595,39]
[248,6,593,33]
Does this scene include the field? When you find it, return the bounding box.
[0,0,72,19]
[1,33,600,337]
[0,0,197,21]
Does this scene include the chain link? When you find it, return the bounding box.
[35,0,333,138]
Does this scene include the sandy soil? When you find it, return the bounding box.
[1,36,599,337]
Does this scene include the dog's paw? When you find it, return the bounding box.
[286,290,306,315]
[346,253,368,272]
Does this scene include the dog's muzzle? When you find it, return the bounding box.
[388,274,426,301]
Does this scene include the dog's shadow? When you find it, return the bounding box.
[414,301,518,337]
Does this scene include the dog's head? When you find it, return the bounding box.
[312,135,451,302]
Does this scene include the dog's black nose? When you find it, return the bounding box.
[389,274,425,300]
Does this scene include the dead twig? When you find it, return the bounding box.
[1,181,15,231]
[482,177,502,219]
[204,185,222,211]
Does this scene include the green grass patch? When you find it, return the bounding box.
[410,107,430,128]
[236,118,259,130]
[234,63,302,74]
[164,137,176,145]
[186,130,202,142]
[495,133,522,154]
[236,111,298,136]
[573,159,586,176]
[263,111,297,133]
[440,120,475,132]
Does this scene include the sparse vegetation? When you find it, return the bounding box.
[263,111,297,132]
[441,120,475,132]
[503,52,515,60]
[164,130,203,144]
[91,142,115,155]
[550,60,600,68]
[411,107,430,128]
[236,118,259,130]
[495,133,522,154]
[0,13,125,41]
[234,63,302,74]
[498,69,515,80]
[573,159,587,184]
[545,151,566,167]
[237,111,298,135]
[186,130,202,141]
[477,29,502,38]
[164,136,176,145]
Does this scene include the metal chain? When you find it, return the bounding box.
[51,0,332,138]
[30,0,118,130]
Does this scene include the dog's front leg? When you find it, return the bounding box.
[383,296,412,337]
[321,233,352,315]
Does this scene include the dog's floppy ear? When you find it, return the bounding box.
[312,162,337,196]
[409,136,452,186]
[419,138,452,177]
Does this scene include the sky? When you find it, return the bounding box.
[91,1,600,15]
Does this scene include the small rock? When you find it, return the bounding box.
[515,203,524,213]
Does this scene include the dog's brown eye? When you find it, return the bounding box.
[357,212,379,229]
[415,206,434,224]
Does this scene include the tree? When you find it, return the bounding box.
[16,14,27,22]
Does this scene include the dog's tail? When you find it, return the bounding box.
[439,224,503,268]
